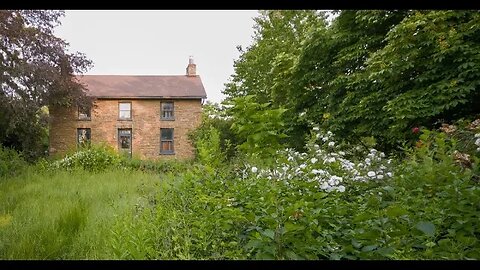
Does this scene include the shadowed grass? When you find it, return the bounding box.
[0,167,162,259]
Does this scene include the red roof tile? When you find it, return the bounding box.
[76,75,206,99]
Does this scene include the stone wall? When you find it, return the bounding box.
[49,99,202,160]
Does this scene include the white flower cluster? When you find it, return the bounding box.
[239,128,394,193]
[475,133,480,152]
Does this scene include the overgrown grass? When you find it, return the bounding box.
[0,167,163,259]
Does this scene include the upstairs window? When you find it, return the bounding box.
[77,128,91,146]
[78,105,91,120]
[161,101,174,120]
[160,128,174,154]
[119,102,131,120]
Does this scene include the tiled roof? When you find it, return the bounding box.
[76,75,206,99]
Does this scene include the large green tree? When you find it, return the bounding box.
[296,10,480,150]
[0,10,92,160]
[226,10,480,153]
[223,10,327,149]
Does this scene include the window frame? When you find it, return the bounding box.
[78,105,91,120]
[160,101,175,121]
[160,128,174,155]
[77,128,91,147]
[118,101,132,120]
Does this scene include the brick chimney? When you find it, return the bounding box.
[186,56,196,76]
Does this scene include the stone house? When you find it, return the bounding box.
[49,58,206,160]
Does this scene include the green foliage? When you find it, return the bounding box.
[225,10,480,152]
[189,102,237,162]
[0,146,27,178]
[0,10,93,161]
[50,144,121,172]
[228,95,288,160]
[0,168,161,259]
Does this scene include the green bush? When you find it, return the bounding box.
[50,144,121,172]
[0,146,27,178]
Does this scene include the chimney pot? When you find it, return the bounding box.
[186,56,196,76]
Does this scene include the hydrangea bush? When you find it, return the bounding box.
[239,127,394,193]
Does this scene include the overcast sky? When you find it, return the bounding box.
[54,10,259,103]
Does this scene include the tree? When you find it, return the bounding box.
[295,10,480,150]
[223,10,326,150]
[0,10,92,160]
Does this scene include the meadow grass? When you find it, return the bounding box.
[0,167,163,259]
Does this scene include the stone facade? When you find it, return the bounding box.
[49,99,202,160]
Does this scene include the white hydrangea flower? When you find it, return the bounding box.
[365,158,371,164]
[325,157,336,163]
[320,182,329,190]
[328,141,335,147]
[251,167,258,173]
[338,185,346,192]
[327,131,333,136]
[380,152,386,158]
[367,171,376,177]
[311,157,318,164]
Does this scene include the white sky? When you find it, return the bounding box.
[54,10,259,103]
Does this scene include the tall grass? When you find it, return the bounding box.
[0,167,162,259]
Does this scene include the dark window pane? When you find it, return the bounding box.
[161,102,174,119]
[77,128,91,145]
[161,128,173,140]
[120,135,131,149]
[78,106,91,119]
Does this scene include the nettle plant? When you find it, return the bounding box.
[239,126,394,193]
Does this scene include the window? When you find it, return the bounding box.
[118,129,132,158]
[161,101,174,120]
[77,128,91,146]
[119,102,131,120]
[78,106,91,120]
[160,128,174,154]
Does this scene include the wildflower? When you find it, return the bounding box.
[475,133,480,138]
[325,157,336,163]
[379,152,385,158]
[386,172,393,177]
[328,142,335,147]
[338,185,346,193]
[320,182,329,190]
[377,174,384,180]
[367,171,376,177]
[365,158,371,164]
[412,127,420,134]
[311,158,318,164]
[251,167,258,173]
[327,131,333,136]
[475,138,480,146]
[299,164,307,169]
[314,144,320,149]
[313,126,320,131]
[338,151,345,156]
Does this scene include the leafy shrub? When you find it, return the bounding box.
[50,144,121,172]
[121,158,191,175]
[0,146,27,178]
[189,102,238,161]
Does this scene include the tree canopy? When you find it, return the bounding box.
[0,10,92,160]
[224,10,480,152]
